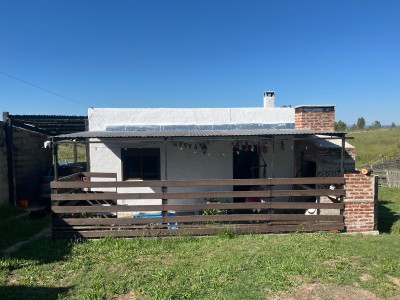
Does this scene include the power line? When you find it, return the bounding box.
[0,70,93,109]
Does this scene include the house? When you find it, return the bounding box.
[51,92,378,238]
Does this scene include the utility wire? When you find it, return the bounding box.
[0,70,93,109]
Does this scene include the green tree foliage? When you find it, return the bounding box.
[357,117,366,130]
[350,124,358,131]
[334,120,347,131]
[370,120,382,129]
[391,122,396,128]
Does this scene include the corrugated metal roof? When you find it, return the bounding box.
[55,129,345,140]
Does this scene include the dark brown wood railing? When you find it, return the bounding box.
[51,175,345,238]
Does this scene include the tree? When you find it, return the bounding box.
[350,124,358,131]
[391,122,396,128]
[370,120,382,129]
[357,117,366,130]
[335,120,347,131]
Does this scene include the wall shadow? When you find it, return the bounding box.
[378,200,400,233]
[3,236,76,265]
[0,285,71,300]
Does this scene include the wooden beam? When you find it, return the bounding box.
[51,177,345,189]
[51,188,345,201]
[53,214,343,226]
[52,202,344,213]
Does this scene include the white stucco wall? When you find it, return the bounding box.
[88,107,295,131]
[88,106,296,216]
[90,140,234,216]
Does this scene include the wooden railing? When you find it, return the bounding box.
[51,175,346,238]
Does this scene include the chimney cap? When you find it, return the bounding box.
[293,105,335,109]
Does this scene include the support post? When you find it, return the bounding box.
[3,112,16,206]
[53,140,58,181]
[340,137,345,176]
[162,186,168,226]
[85,119,90,173]
[52,140,59,207]
[73,142,77,162]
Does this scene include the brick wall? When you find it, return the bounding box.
[0,122,9,205]
[294,106,335,131]
[344,173,378,233]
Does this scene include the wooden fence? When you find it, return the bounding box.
[386,170,400,189]
[51,175,346,238]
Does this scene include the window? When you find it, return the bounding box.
[122,148,161,180]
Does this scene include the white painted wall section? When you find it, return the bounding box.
[88,107,294,131]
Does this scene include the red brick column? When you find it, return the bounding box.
[294,106,335,131]
[344,173,378,233]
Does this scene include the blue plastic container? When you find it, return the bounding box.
[133,212,178,229]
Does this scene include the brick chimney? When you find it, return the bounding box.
[263,91,275,108]
[294,105,335,131]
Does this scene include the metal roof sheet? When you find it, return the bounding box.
[54,129,345,140]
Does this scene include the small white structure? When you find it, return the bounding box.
[56,91,352,217]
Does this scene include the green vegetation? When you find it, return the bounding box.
[356,117,366,130]
[334,120,347,131]
[0,187,399,300]
[57,143,86,162]
[379,187,400,234]
[0,205,50,251]
[347,127,400,168]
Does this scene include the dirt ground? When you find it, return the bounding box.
[272,283,383,300]
[115,284,386,300]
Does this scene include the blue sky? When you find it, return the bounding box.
[0,0,399,125]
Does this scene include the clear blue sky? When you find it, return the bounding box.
[0,0,399,126]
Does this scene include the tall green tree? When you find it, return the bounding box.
[370,120,382,129]
[357,117,366,130]
[335,120,347,131]
[391,122,396,128]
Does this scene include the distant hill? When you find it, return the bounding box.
[347,127,400,168]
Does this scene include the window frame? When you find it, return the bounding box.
[121,148,161,180]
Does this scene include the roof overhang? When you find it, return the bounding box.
[53,129,346,142]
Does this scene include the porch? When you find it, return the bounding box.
[51,175,345,238]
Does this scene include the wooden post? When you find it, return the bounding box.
[53,140,59,181]
[162,140,168,224]
[162,186,168,226]
[73,142,77,162]
[340,137,345,176]
[85,119,90,173]
[3,112,16,206]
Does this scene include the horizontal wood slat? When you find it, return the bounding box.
[51,177,346,238]
[52,202,344,213]
[51,177,345,189]
[52,223,345,238]
[82,172,117,178]
[51,189,345,201]
[53,214,343,226]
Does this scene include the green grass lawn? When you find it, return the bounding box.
[378,187,400,234]
[0,188,399,300]
[57,143,86,162]
[0,205,50,251]
[348,127,400,168]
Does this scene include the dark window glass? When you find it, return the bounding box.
[122,148,160,180]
